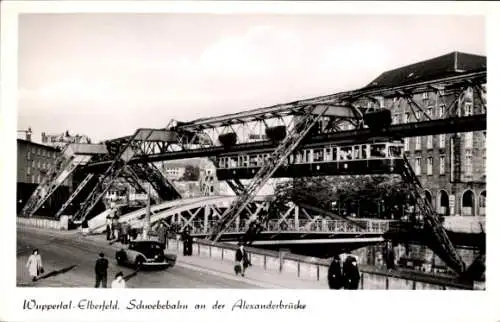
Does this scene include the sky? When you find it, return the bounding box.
[17,13,485,143]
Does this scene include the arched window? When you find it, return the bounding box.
[438,190,450,216]
[479,191,486,216]
[462,190,475,216]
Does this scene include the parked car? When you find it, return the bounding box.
[115,240,176,270]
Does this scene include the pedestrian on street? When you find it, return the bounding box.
[105,214,112,240]
[81,218,89,236]
[111,272,126,288]
[327,254,343,289]
[26,249,44,282]
[120,221,130,244]
[182,229,192,256]
[112,217,120,242]
[94,252,109,288]
[157,223,167,250]
[342,255,360,290]
[235,243,250,277]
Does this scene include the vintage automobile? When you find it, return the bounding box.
[115,240,177,270]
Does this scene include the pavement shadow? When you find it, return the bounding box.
[37,265,77,281]
[124,269,140,282]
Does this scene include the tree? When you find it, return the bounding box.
[271,175,414,220]
[182,165,200,181]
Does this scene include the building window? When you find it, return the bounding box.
[439,134,446,149]
[27,166,31,175]
[32,160,35,168]
[415,137,421,150]
[38,161,41,169]
[427,106,433,119]
[427,157,433,175]
[427,135,433,149]
[439,155,445,175]
[464,102,473,116]
[404,113,410,124]
[439,104,445,118]
[31,176,35,184]
[465,150,473,176]
[404,138,410,151]
[464,132,473,149]
[27,151,31,160]
[415,157,421,175]
[422,92,429,100]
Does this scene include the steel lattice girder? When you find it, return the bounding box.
[84,114,485,172]
[84,71,485,172]
[176,71,485,131]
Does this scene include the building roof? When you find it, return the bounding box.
[364,51,486,90]
[17,139,61,151]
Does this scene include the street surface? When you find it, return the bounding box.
[17,228,257,288]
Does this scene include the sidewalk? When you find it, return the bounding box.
[21,227,327,289]
[177,254,326,289]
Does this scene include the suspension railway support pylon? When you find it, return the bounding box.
[71,129,183,223]
[208,105,331,242]
[398,156,466,274]
[20,144,107,218]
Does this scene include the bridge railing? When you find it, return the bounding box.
[189,218,394,234]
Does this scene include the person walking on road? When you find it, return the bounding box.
[81,218,89,236]
[94,252,109,288]
[120,221,130,244]
[157,223,168,250]
[328,254,343,289]
[106,214,113,240]
[235,243,250,277]
[182,229,193,256]
[111,272,126,288]
[112,215,120,241]
[342,255,360,290]
[26,249,43,282]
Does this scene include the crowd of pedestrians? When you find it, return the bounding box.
[105,213,135,244]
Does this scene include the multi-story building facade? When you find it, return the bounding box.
[366,52,486,217]
[163,166,186,180]
[17,138,70,214]
[17,139,67,185]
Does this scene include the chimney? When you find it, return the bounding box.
[26,127,32,142]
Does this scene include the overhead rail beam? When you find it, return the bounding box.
[85,114,486,171]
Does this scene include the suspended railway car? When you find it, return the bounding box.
[216,140,404,180]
